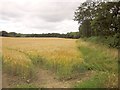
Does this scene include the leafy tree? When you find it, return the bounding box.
[79,19,92,37]
[0,31,8,37]
[91,2,120,36]
[74,0,120,47]
[74,1,97,37]
[8,32,17,37]
[0,31,80,39]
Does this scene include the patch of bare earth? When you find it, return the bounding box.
[2,73,28,88]
[2,68,95,88]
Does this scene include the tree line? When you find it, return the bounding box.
[0,31,80,39]
[74,1,120,47]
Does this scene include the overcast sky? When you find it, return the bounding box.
[0,0,86,34]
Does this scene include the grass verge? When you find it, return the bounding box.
[74,39,118,88]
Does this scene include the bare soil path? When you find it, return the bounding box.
[2,67,94,88]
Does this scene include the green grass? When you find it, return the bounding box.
[74,72,107,88]
[78,46,118,72]
[13,84,40,90]
[74,71,118,88]
[74,39,118,88]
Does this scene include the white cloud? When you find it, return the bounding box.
[0,0,86,34]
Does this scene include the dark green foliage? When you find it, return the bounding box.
[74,1,120,47]
[8,32,17,37]
[0,31,8,36]
[79,19,92,37]
[82,34,120,48]
[66,32,80,38]
[0,31,80,39]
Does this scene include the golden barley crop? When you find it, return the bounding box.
[2,37,83,79]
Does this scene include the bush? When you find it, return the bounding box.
[82,34,120,48]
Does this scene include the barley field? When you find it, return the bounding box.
[2,37,118,88]
[2,37,83,79]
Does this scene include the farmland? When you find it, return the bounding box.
[1,37,118,88]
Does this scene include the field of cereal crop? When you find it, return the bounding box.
[2,37,84,88]
[2,37,118,88]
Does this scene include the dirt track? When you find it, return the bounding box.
[2,67,94,88]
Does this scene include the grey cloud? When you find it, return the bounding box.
[0,0,85,33]
[35,2,81,22]
[0,1,81,22]
[0,1,24,21]
[0,11,22,21]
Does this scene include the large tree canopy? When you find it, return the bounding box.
[74,1,120,47]
[74,1,120,37]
